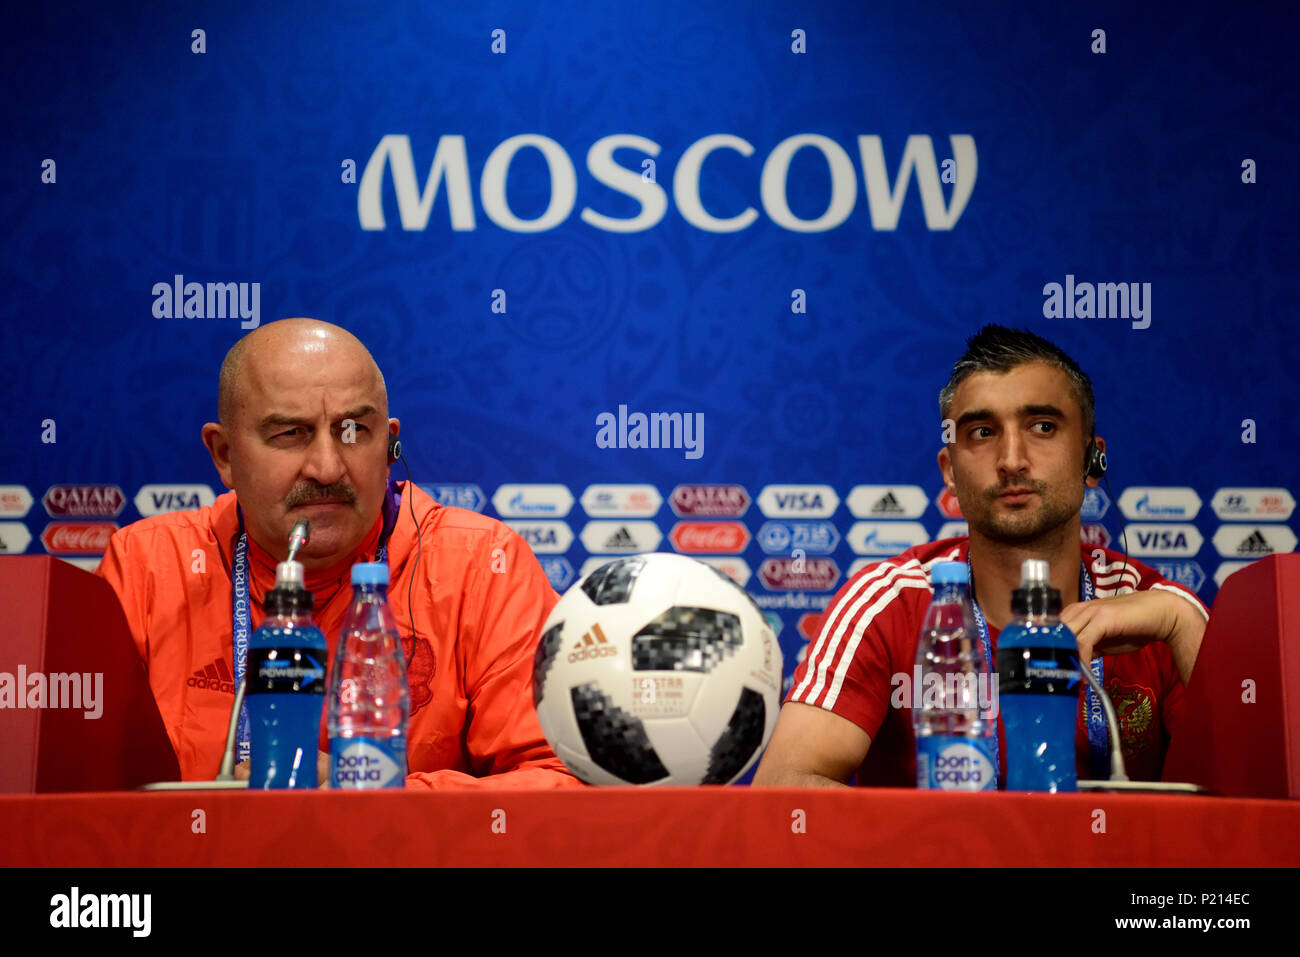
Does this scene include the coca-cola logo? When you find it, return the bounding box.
[797,613,824,641]
[698,557,752,587]
[669,521,750,554]
[41,522,119,554]
[935,488,963,519]
[43,484,126,517]
[669,484,750,517]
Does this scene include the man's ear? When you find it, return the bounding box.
[201,422,235,491]
[386,418,401,464]
[937,445,956,491]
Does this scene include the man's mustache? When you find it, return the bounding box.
[285,483,357,508]
[983,477,1048,500]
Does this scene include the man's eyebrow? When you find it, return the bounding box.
[954,408,994,429]
[336,405,380,422]
[258,413,311,431]
[954,404,1068,430]
[257,406,381,431]
[1019,403,1067,419]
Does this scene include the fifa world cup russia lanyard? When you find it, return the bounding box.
[966,555,1107,786]
[230,519,390,765]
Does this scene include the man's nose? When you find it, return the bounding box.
[996,429,1030,477]
[300,430,347,485]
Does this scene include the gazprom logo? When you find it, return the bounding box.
[1118,487,1202,521]
[492,484,574,518]
[358,133,977,234]
[847,521,928,556]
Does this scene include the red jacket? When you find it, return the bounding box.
[97,481,582,789]
[788,538,1208,785]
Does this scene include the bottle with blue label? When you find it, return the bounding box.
[327,562,410,789]
[995,559,1081,792]
[247,559,328,788]
[914,562,998,791]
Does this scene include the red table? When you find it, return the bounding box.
[2,788,1297,867]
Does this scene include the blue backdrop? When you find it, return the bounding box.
[2,0,1297,688]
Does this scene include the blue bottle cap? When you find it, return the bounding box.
[351,562,389,586]
[930,561,969,585]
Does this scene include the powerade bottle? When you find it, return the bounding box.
[996,559,1081,792]
[327,562,410,789]
[914,562,998,791]
[247,559,328,788]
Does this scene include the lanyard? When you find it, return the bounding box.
[966,555,1106,787]
[231,532,251,765]
[228,514,392,764]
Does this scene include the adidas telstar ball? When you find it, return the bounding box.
[532,553,783,786]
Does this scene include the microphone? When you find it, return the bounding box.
[142,677,251,787]
[214,680,249,783]
[1075,657,1207,793]
[1077,661,1128,783]
[287,519,311,565]
[140,520,314,791]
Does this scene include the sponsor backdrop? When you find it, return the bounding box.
[2,3,1297,713]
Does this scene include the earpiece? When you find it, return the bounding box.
[1084,434,1107,480]
[388,434,402,465]
[1084,426,1128,594]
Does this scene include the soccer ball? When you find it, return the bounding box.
[532,553,783,786]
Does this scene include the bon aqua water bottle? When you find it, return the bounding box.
[327,562,410,789]
[995,559,1081,792]
[247,559,327,788]
[913,562,998,790]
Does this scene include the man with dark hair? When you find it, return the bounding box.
[754,324,1207,788]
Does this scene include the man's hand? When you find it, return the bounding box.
[234,750,332,787]
[1060,590,1205,685]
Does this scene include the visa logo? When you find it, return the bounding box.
[1136,530,1188,549]
[521,527,559,546]
[775,493,824,510]
[151,491,202,511]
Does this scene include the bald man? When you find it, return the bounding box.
[98,318,581,789]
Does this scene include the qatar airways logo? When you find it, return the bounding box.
[358,133,977,234]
